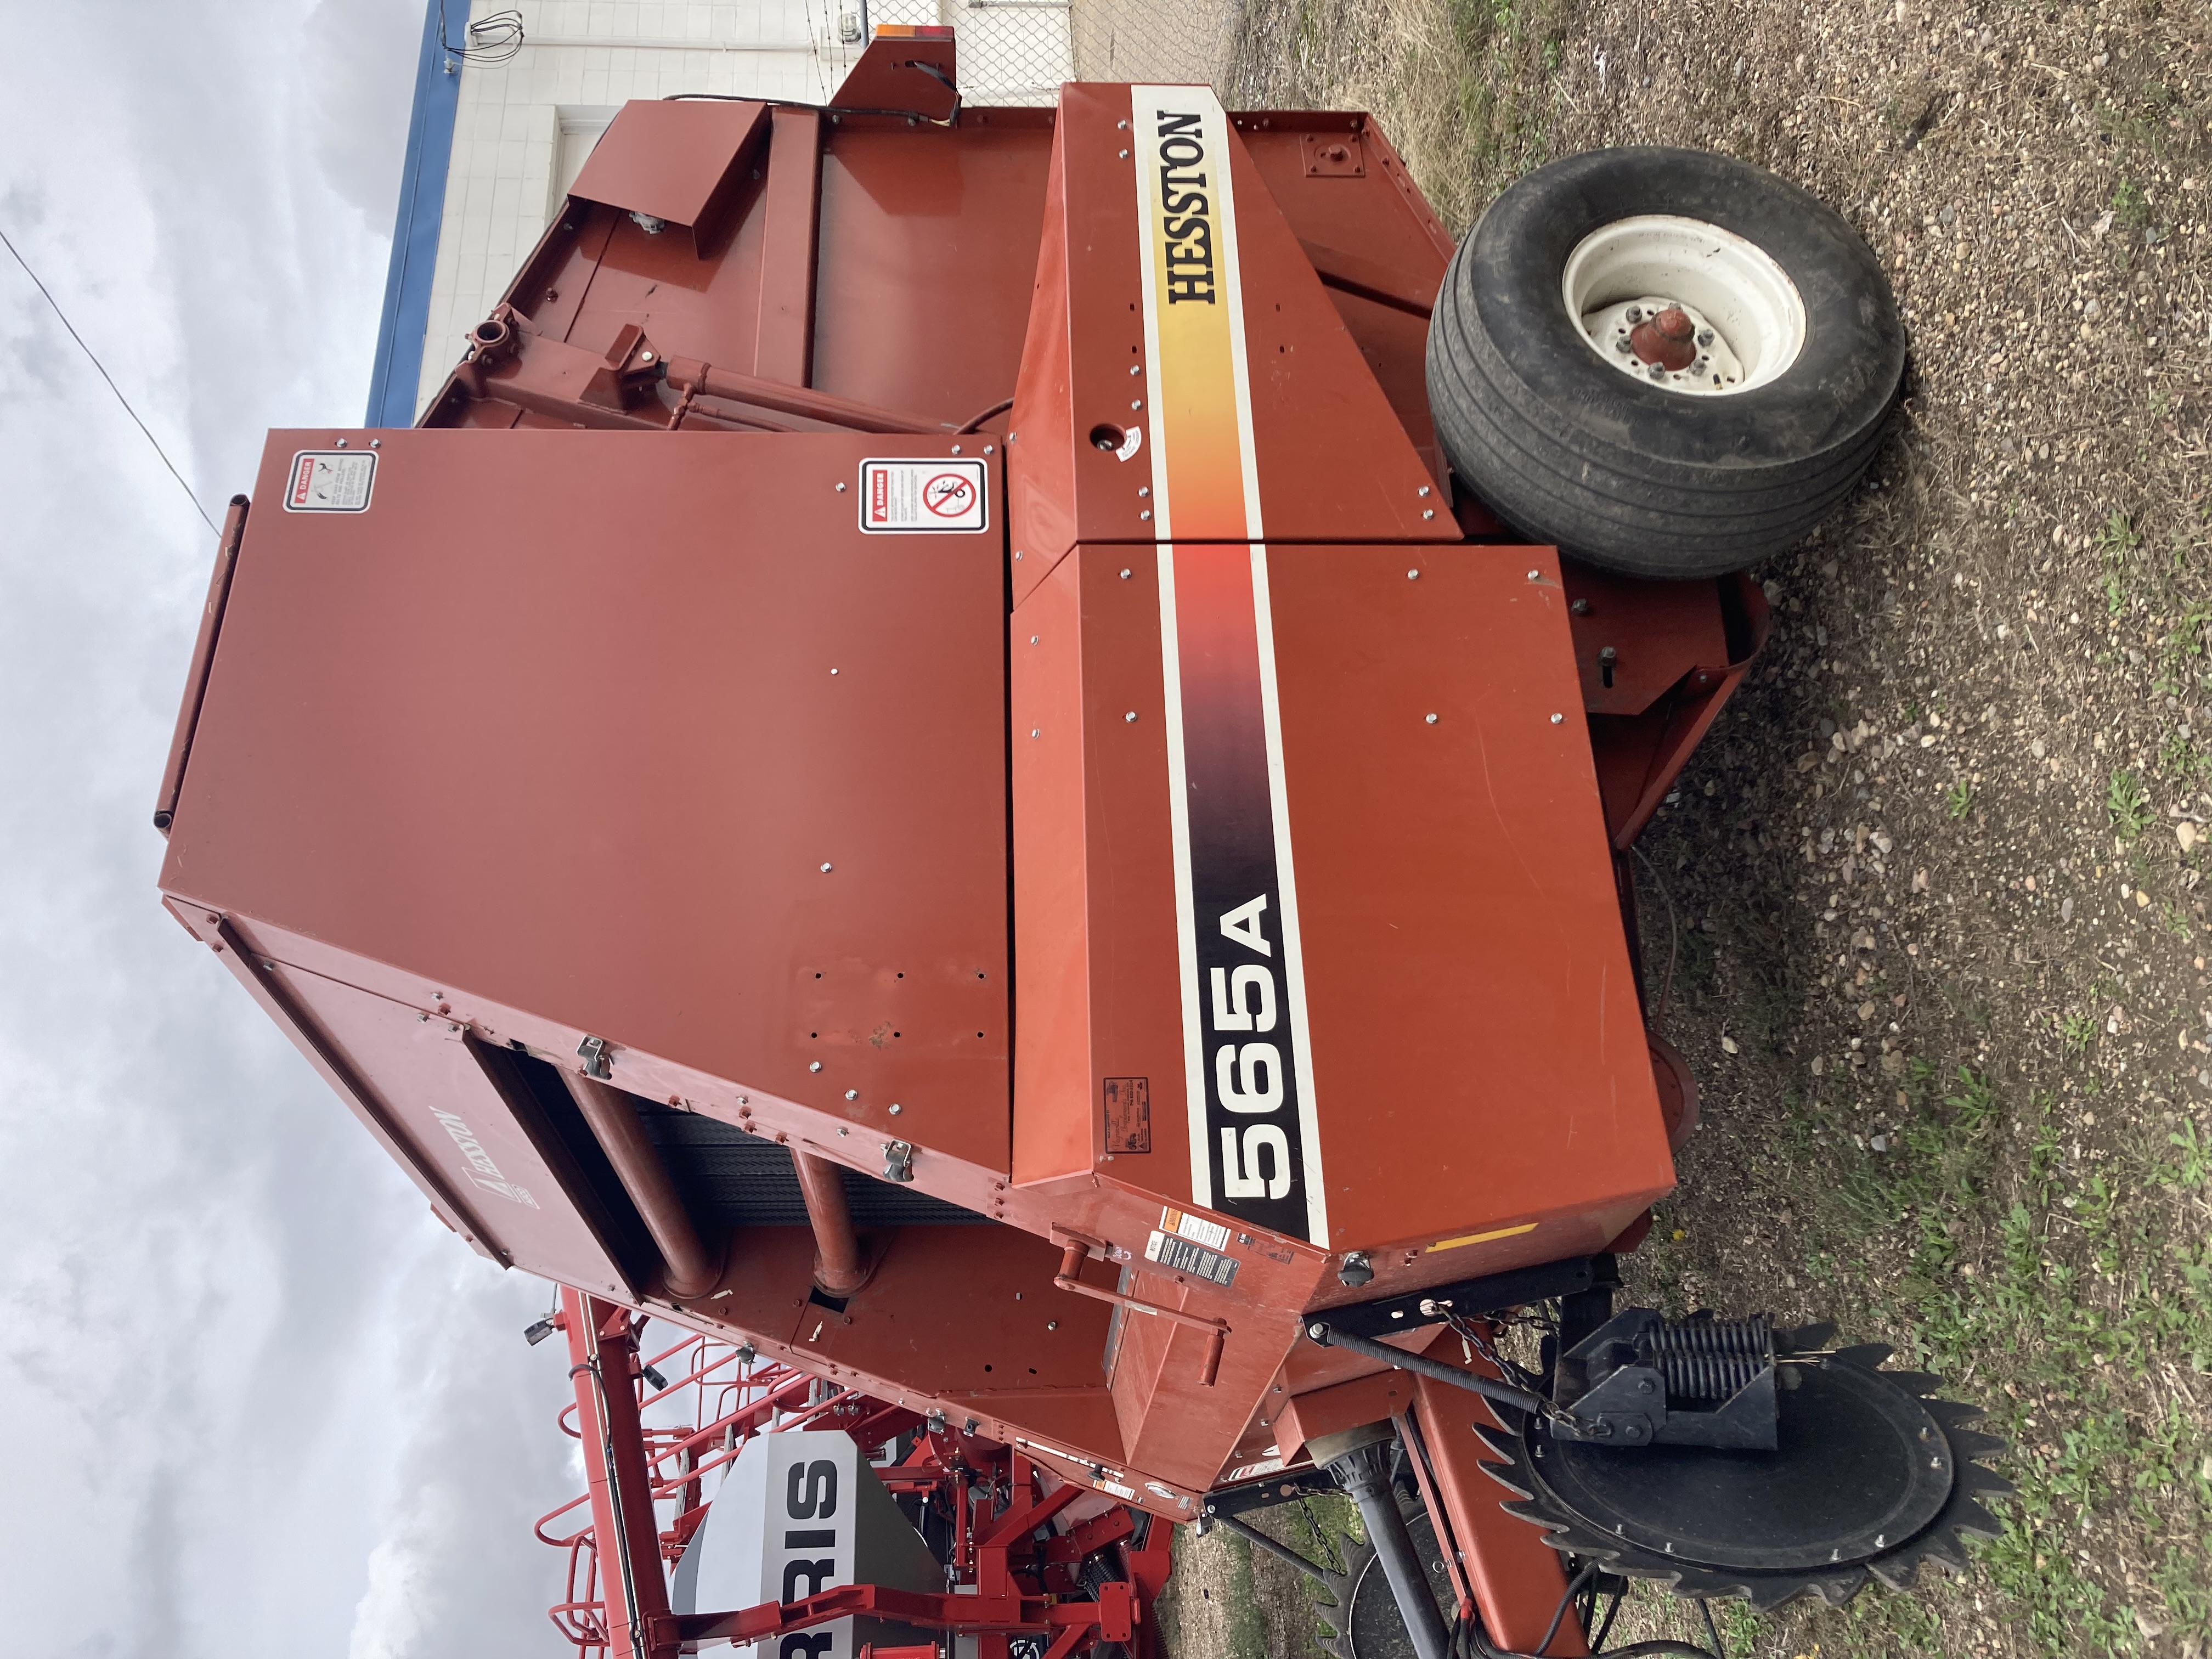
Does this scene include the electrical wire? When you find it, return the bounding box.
[1537,1564,1598,1654]
[1631,842,1681,1025]
[437,1,525,65]
[0,222,218,537]
[958,395,1014,433]
[1590,1589,1624,1650]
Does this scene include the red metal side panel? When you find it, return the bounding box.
[812,120,1056,426]
[1011,562,1093,1186]
[568,99,769,255]
[1014,540,1670,1269]
[1267,545,1675,1266]
[273,963,640,1299]
[1011,548,1191,1200]
[1007,116,1079,591]
[161,428,1010,1171]
[786,1227,1120,1431]
[1008,87,1454,604]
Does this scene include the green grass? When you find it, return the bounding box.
[1946,778,1976,819]
[2107,768,2152,839]
[2163,1116,2210,1189]
[1763,1045,2212,1656]
[2112,177,2152,230]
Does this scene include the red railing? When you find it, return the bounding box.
[535,1297,825,1652]
[533,1289,1171,1659]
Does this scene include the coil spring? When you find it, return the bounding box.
[1637,1314,1773,1401]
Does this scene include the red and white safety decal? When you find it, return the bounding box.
[856,457,989,533]
[1136,85,1328,1245]
[283,449,376,513]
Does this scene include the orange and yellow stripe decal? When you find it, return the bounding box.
[1132,86,1263,544]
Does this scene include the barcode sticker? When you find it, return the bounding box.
[1145,1228,1239,1289]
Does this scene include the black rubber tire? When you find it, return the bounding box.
[1426,146,1903,580]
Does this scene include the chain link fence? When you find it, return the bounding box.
[864,0,1257,106]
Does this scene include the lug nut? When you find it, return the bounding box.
[1696,328,1714,347]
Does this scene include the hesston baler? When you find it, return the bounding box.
[154,30,2007,1659]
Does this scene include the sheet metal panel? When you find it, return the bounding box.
[162,427,1011,1172]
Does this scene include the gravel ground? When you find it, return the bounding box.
[1158,1,2212,1654]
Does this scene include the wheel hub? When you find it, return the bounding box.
[1587,295,1743,391]
[1561,212,1807,397]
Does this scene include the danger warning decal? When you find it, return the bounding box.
[857,457,989,533]
[1158,547,1327,1245]
[283,450,376,513]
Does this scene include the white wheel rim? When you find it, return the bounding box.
[1562,214,1807,397]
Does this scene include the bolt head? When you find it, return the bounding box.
[810,1061,823,1073]
[1407,568,1419,579]
[845,1088,859,1100]
[1120,568,1132,579]
[1697,328,1715,347]
[836,481,847,492]
[1527,569,1541,580]
[889,1103,902,1115]
[1551,713,1565,724]
[820,862,833,872]
[1425,713,1438,725]
[1125,710,1138,723]
[1421,508,1434,519]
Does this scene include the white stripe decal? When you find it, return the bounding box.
[1249,546,1328,1245]
[1156,545,1211,1208]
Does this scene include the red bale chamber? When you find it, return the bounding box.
[157,40,1776,1657]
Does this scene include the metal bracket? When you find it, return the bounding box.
[577,1034,613,1081]
[881,1139,916,1182]
[1549,1307,1780,1449]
